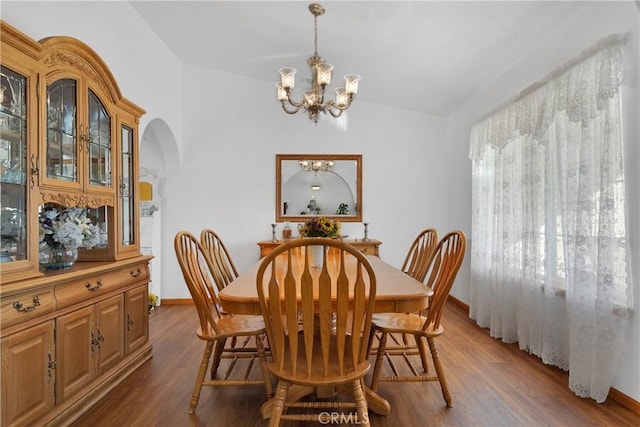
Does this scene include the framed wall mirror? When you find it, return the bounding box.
[276,154,362,222]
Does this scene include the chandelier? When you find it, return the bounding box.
[299,160,334,172]
[276,3,361,124]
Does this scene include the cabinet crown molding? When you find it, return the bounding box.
[40,190,115,208]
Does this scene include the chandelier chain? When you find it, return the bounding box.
[314,13,318,56]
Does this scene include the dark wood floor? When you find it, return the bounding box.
[72,303,639,427]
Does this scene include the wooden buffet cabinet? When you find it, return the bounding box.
[257,239,382,259]
[0,21,152,426]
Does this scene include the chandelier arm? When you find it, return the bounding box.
[327,106,344,118]
[286,96,306,109]
[281,101,301,115]
[324,97,354,115]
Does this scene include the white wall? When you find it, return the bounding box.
[445,0,639,402]
[159,64,448,300]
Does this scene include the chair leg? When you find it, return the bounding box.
[415,334,430,373]
[210,337,227,379]
[370,331,387,392]
[428,337,452,408]
[353,379,371,427]
[189,340,214,414]
[366,327,377,356]
[255,333,273,397]
[401,333,411,348]
[269,381,289,427]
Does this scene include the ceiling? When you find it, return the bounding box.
[130,1,587,116]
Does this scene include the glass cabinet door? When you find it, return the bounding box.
[46,82,112,191]
[0,67,27,263]
[46,79,77,182]
[120,125,135,247]
[87,90,111,188]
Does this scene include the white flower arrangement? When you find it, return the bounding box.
[39,207,100,250]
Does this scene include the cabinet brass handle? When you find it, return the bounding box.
[85,279,103,292]
[95,328,104,350]
[129,268,142,278]
[91,329,105,352]
[12,296,41,313]
[47,350,56,383]
[127,314,134,331]
[30,154,38,189]
[78,123,91,150]
[78,124,84,152]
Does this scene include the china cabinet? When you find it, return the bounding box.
[0,21,152,426]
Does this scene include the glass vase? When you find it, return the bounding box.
[39,243,78,270]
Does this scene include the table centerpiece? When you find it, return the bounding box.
[297,216,341,267]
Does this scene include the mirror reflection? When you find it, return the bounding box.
[276,154,362,222]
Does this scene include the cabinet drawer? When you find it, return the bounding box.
[1,288,56,329]
[120,263,150,285]
[358,246,374,255]
[348,243,379,257]
[55,265,149,309]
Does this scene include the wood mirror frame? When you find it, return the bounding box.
[276,154,362,223]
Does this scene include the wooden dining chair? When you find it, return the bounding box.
[401,228,439,282]
[200,228,239,291]
[174,231,273,414]
[369,228,438,364]
[257,238,377,426]
[200,228,246,374]
[368,230,466,408]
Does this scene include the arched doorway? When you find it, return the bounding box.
[139,118,180,304]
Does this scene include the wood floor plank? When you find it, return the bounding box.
[70,303,639,427]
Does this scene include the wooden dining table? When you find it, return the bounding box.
[218,252,433,418]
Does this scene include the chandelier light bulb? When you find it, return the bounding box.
[303,90,319,105]
[316,63,334,86]
[344,74,361,95]
[279,67,297,89]
[335,88,347,108]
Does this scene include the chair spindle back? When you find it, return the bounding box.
[174,231,224,336]
[401,228,439,282]
[200,229,239,291]
[257,238,377,378]
[423,230,466,330]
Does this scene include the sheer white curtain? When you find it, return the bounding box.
[468,39,632,403]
